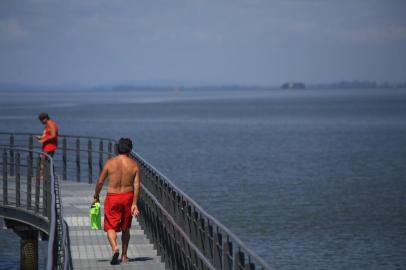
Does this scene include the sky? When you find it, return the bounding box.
[0,0,405,86]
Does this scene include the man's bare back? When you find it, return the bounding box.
[93,153,140,216]
[105,155,139,194]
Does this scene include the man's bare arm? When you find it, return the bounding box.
[131,163,140,216]
[93,161,109,201]
[133,165,140,204]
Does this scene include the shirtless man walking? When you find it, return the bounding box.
[92,138,140,265]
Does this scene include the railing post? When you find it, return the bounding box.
[2,150,8,205]
[27,155,32,210]
[62,137,67,180]
[114,142,118,155]
[186,205,194,242]
[76,138,80,182]
[28,136,34,175]
[35,155,40,213]
[198,217,206,257]
[173,194,180,226]
[180,199,187,232]
[193,210,200,248]
[223,240,233,270]
[43,157,49,217]
[108,142,113,158]
[99,140,103,175]
[234,251,245,270]
[213,231,222,269]
[16,152,21,207]
[88,139,93,183]
[205,223,214,264]
[9,134,15,176]
[245,262,255,270]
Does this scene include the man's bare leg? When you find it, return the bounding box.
[107,230,118,251]
[107,230,120,264]
[121,230,130,262]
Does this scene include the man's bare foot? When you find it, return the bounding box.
[121,255,129,263]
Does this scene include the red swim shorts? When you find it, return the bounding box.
[104,191,134,232]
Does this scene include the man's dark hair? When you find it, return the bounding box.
[38,112,50,121]
[117,138,133,154]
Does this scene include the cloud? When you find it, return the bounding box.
[288,21,315,34]
[194,29,223,43]
[336,26,406,44]
[0,18,27,42]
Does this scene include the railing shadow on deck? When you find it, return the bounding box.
[0,132,270,270]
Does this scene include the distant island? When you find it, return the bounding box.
[311,80,406,89]
[281,82,306,89]
[281,81,406,90]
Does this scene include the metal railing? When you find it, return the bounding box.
[0,147,51,227]
[0,132,270,270]
[0,132,116,183]
[0,146,71,269]
[133,151,270,270]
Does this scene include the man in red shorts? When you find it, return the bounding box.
[37,112,58,179]
[37,112,58,157]
[92,138,140,265]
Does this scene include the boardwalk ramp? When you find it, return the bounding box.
[61,181,166,270]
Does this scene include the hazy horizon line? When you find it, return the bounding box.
[1,79,406,89]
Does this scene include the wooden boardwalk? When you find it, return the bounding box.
[60,181,166,270]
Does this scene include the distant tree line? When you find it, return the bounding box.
[311,81,406,89]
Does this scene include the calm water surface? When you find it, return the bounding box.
[0,88,405,269]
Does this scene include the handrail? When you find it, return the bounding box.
[0,132,115,142]
[133,151,271,269]
[141,182,216,270]
[0,146,48,159]
[0,144,113,155]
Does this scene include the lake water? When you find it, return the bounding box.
[0,88,405,269]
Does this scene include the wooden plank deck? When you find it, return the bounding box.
[60,181,166,270]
